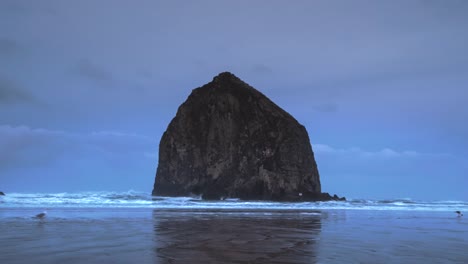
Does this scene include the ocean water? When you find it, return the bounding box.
[1,192,467,263]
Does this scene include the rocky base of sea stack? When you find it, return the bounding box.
[154,184,345,201]
[201,191,346,202]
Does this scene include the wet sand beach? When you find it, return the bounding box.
[153,210,321,263]
[0,208,467,263]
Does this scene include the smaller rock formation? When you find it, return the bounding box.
[0,192,5,196]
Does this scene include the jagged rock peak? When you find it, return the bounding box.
[213,71,239,81]
[209,71,255,91]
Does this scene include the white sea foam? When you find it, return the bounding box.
[0,191,467,211]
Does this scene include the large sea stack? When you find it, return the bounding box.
[152,72,344,201]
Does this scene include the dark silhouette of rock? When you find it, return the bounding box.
[0,192,4,196]
[152,72,344,201]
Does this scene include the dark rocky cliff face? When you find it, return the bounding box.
[152,72,343,201]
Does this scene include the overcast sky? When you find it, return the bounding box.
[1,0,467,200]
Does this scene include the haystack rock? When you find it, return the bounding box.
[152,72,344,201]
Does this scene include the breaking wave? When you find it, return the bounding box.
[0,191,466,211]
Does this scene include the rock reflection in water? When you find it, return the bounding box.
[152,210,321,263]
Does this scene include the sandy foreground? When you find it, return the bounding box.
[0,208,467,263]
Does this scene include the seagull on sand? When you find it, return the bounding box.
[34,211,47,219]
[455,211,463,217]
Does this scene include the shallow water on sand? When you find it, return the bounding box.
[0,208,467,264]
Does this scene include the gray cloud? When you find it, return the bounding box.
[310,103,338,113]
[0,125,157,171]
[251,64,273,75]
[313,142,468,200]
[0,124,159,192]
[0,125,67,169]
[314,143,452,159]
[86,131,156,155]
[0,77,35,105]
[74,59,113,83]
[0,0,29,15]
[72,59,153,95]
[0,38,21,55]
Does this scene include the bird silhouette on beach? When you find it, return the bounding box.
[34,211,47,219]
[455,211,463,217]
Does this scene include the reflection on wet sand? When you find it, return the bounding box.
[152,210,322,263]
